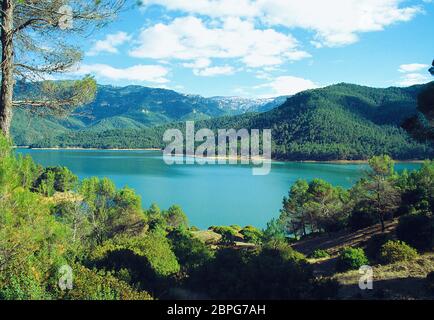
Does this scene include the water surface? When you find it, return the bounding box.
[16,149,421,229]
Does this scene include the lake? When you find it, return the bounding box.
[15,149,421,229]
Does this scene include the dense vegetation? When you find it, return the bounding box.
[20,83,434,161]
[0,134,316,299]
[1,129,434,299]
[278,155,433,237]
[11,84,283,146]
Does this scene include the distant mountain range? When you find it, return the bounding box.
[207,96,289,113]
[17,82,434,161]
[11,84,287,145]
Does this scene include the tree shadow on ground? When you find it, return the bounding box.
[337,276,432,300]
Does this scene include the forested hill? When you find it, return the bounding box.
[15,82,434,161]
[11,83,283,145]
[253,82,434,160]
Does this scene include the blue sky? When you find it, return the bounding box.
[71,0,434,98]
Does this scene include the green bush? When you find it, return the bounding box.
[336,247,369,272]
[88,232,180,297]
[188,245,312,300]
[0,273,48,300]
[309,249,330,259]
[365,233,393,261]
[240,226,263,244]
[262,218,286,242]
[163,205,189,230]
[230,225,242,232]
[263,241,307,262]
[60,264,152,300]
[91,232,180,278]
[33,166,78,196]
[379,240,418,264]
[396,214,434,251]
[209,226,239,245]
[167,229,214,271]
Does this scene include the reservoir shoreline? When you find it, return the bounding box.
[14,146,426,164]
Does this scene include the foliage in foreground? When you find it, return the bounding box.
[187,242,313,299]
[1,132,434,300]
[59,264,152,300]
[336,248,369,272]
[309,249,331,259]
[379,240,418,265]
[278,155,434,238]
[396,214,434,251]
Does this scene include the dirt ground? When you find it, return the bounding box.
[291,220,434,299]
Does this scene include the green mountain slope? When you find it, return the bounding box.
[249,83,432,160]
[13,83,434,160]
[11,84,284,144]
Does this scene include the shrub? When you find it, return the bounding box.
[188,246,312,300]
[15,155,41,189]
[91,232,180,278]
[52,201,92,245]
[0,273,48,300]
[379,240,418,264]
[209,226,239,245]
[240,226,263,244]
[163,205,189,230]
[60,264,152,300]
[336,247,369,272]
[230,225,242,232]
[33,166,78,195]
[263,241,307,262]
[262,218,286,242]
[167,229,214,271]
[365,233,393,261]
[396,214,434,251]
[309,249,330,259]
[0,188,70,300]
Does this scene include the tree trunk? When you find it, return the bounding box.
[0,0,14,137]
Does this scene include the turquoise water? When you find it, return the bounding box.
[15,149,421,229]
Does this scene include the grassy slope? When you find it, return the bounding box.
[292,220,434,299]
[334,253,434,299]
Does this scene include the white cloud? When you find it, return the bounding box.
[396,62,431,86]
[139,0,259,18]
[87,32,132,56]
[73,63,170,83]
[397,73,431,86]
[193,65,235,77]
[255,70,273,80]
[129,16,310,71]
[182,58,212,69]
[398,63,430,73]
[256,76,319,97]
[139,0,422,47]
